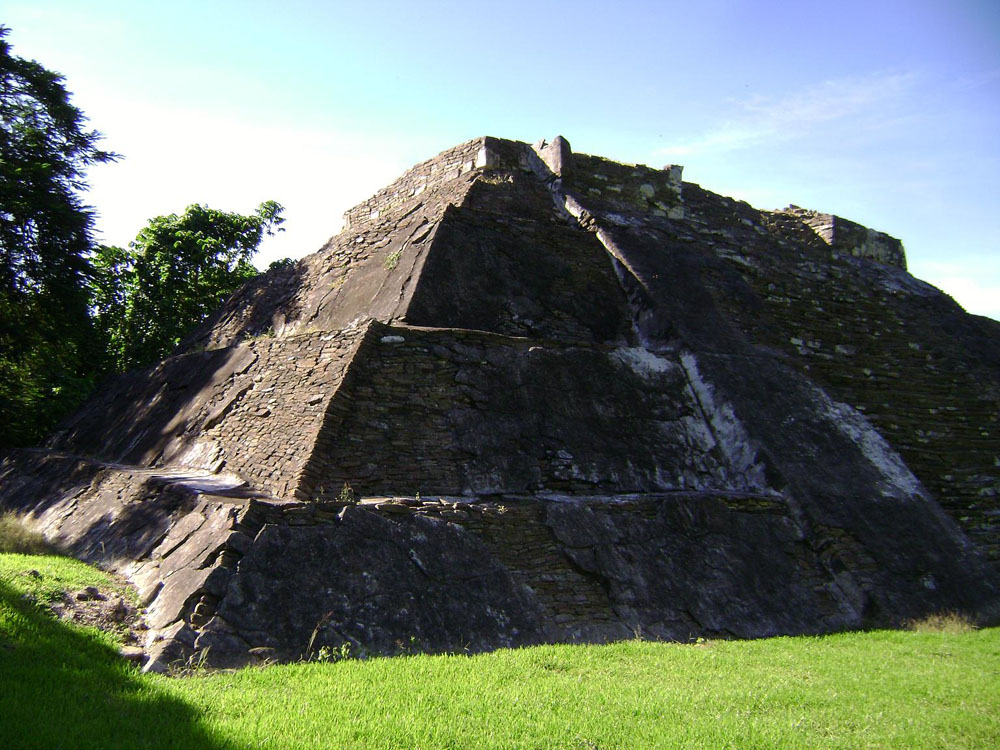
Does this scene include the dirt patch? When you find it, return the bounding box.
[48,582,148,657]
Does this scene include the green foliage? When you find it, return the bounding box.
[384,248,402,270]
[91,201,284,372]
[338,481,356,504]
[267,257,296,271]
[0,26,117,446]
[0,28,289,441]
[312,642,353,663]
[0,514,52,555]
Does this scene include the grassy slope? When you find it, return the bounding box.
[2,553,998,750]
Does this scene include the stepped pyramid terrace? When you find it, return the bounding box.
[2,135,998,672]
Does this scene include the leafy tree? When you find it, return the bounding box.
[92,201,284,371]
[267,257,296,271]
[0,26,117,447]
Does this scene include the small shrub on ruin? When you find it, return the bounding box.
[383,249,402,270]
[478,171,514,185]
[338,482,357,505]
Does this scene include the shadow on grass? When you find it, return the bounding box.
[0,581,237,750]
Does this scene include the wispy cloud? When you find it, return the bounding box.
[658,72,919,158]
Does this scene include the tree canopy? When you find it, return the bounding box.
[91,201,284,372]
[0,26,284,446]
[0,25,117,446]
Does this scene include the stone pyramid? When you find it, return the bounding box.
[2,135,999,671]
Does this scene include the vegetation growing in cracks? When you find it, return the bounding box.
[384,248,402,270]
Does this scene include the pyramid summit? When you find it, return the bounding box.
[3,135,999,671]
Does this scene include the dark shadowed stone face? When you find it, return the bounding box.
[210,507,545,658]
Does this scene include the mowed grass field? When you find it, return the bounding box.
[1,552,998,750]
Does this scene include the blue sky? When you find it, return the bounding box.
[6,0,1000,319]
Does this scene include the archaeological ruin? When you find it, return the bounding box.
[1,135,998,672]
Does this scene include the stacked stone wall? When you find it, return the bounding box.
[780,205,906,269]
[197,329,366,498]
[342,491,835,640]
[48,328,367,498]
[192,489,861,661]
[178,261,307,352]
[569,152,683,219]
[300,323,771,502]
[189,136,689,354]
[681,184,1000,565]
[191,177,476,350]
[190,143,539,351]
[3,446,989,671]
[403,178,635,345]
[342,137,524,230]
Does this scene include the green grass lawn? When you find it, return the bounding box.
[2,552,998,749]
